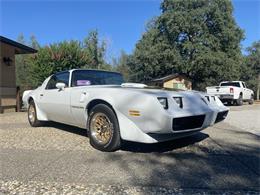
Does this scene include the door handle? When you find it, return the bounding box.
[40,94,44,97]
[80,92,87,102]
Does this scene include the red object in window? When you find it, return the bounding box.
[230,88,234,93]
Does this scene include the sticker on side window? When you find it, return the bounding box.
[77,80,91,86]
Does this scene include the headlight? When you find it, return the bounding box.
[173,97,183,108]
[157,97,168,109]
[201,98,208,105]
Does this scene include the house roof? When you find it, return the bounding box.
[0,36,37,54]
[152,73,190,83]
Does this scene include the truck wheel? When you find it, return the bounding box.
[249,95,254,105]
[236,95,243,106]
[87,104,121,152]
[227,101,232,106]
[28,100,43,127]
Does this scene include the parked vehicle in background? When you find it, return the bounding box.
[206,81,254,106]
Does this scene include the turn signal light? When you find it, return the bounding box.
[129,110,141,116]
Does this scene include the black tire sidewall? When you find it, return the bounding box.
[28,101,42,127]
[236,95,243,106]
[249,95,254,105]
[87,104,121,152]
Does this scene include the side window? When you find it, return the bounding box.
[45,72,70,90]
[242,82,246,88]
[45,76,57,89]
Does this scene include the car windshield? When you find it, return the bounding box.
[71,70,124,87]
[220,82,240,87]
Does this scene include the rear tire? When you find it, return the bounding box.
[227,101,232,106]
[236,94,243,106]
[87,104,121,152]
[28,100,43,127]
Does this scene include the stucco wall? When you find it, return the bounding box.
[163,79,174,88]
[163,76,192,90]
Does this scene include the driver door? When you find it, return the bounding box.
[38,71,72,124]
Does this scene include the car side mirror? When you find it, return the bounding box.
[56,82,66,90]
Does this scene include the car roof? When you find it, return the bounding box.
[70,69,121,74]
[53,69,121,75]
[220,81,243,83]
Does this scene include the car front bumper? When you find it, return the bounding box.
[118,92,229,143]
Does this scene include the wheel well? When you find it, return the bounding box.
[28,97,34,103]
[86,99,115,115]
[86,99,119,131]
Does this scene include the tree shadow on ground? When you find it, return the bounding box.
[102,137,259,192]
[101,125,260,192]
[38,120,259,192]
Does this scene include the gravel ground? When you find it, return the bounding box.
[0,105,259,194]
[1,180,259,195]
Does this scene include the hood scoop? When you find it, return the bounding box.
[121,83,147,88]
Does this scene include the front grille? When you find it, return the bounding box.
[215,111,228,123]
[172,115,205,131]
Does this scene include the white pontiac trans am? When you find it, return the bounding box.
[23,69,229,151]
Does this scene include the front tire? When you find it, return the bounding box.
[249,95,254,105]
[236,94,243,106]
[87,104,121,152]
[227,101,232,106]
[28,100,43,127]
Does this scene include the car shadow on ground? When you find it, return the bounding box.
[45,121,88,137]
[45,121,209,153]
[120,132,209,153]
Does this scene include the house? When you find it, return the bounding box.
[150,74,192,90]
[0,36,37,113]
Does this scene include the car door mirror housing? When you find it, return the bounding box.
[56,82,66,90]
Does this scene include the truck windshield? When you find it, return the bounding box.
[71,70,124,87]
[220,82,240,87]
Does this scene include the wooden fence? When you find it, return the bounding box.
[0,86,21,114]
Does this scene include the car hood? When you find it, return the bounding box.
[76,84,202,98]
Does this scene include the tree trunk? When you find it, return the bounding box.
[257,74,260,100]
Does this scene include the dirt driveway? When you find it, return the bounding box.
[0,105,259,194]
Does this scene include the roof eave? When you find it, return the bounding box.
[0,36,37,54]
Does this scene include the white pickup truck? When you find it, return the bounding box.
[206,81,254,106]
